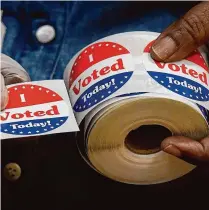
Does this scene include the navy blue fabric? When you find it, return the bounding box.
[2,1,198,81]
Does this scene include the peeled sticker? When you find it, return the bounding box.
[0,80,79,139]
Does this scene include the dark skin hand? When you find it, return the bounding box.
[150,1,209,164]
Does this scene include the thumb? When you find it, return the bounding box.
[1,74,8,110]
[150,2,209,62]
[161,136,209,165]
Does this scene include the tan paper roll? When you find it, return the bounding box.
[87,96,208,184]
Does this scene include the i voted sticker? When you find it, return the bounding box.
[0,80,79,139]
[143,40,209,102]
[69,41,134,112]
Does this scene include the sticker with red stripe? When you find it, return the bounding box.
[144,40,209,72]
[69,41,134,112]
[69,41,131,87]
[143,40,209,102]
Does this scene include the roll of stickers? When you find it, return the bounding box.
[64,31,209,185]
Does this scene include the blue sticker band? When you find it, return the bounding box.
[73,72,133,112]
[148,71,209,101]
[0,116,68,135]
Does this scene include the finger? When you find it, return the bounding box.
[1,54,30,85]
[1,64,30,85]
[150,2,209,62]
[1,66,30,85]
[1,74,8,110]
[161,136,209,163]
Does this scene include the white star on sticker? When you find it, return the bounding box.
[106,44,109,46]
[115,86,118,89]
[206,96,208,98]
[79,106,82,109]
[31,86,34,89]
[168,85,171,88]
[190,95,193,97]
[7,91,10,93]
[91,46,94,49]
[196,96,199,98]
[154,76,158,78]
[119,48,122,50]
[120,81,124,84]
[52,94,56,97]
[46,90,49,93]
[51,127,54,129]
[14,88,18,90]
[60,120,63,122]
[84,50,87,53]
[56,123,60,126]
[44,129,47,131]
[12,131,15,133]
[39,88,42,90]
[79,56,81,59]
[160,81,164,83]
[22,86,25,89]
[201,96,204,99]
[88,103,91,106]
[76,106,78,109]
[175,89,178,92]
[4,129,8,132]
[74,62,77,66]
[124,76,128,79]
[112,45,116,48]
[101,95,104,98]
[36,131,39,133]
[83,105,86,108]
[95,100,97,102]
[28,132,31,134]
[98,44,102,47]
[20,132,23,134]
[183,92,186,95]
[108,91,111,94]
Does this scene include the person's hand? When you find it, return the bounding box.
[1,54,30,110]
[150,2,209,163]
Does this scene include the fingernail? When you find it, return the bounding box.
[163,145,182,158]
[151,36,177,61]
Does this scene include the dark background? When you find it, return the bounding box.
[2,132,209,210]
